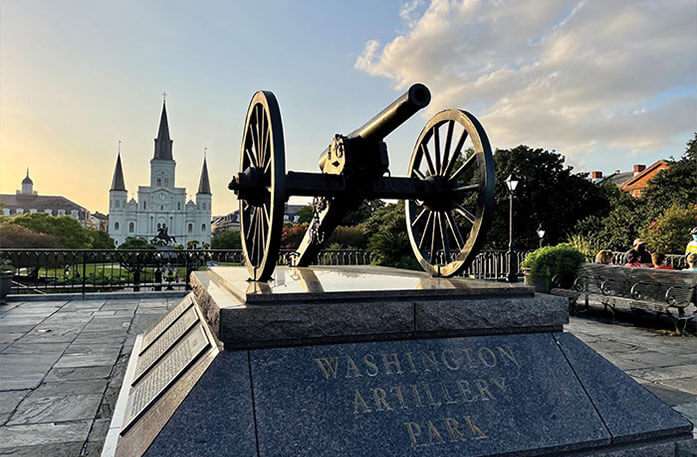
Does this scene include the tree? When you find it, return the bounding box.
[327,225,367,249]
[88,229,115,249]
[281,224,308,249]
[640,204,697,254]
[642,133,697,218]
[118,237,155,250]
[0,223,60,248]
[296,205,314,224]
[487,146,610,249]
[187,240,200,250]
[360,201,419,268]
[10,213,92,248]
[211,230,241,249]
[341,200,385,226]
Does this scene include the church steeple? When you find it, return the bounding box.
[197,155,211,195]
[110,152,126,191]
[153,101,173,161]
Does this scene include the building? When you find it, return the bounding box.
[593,161,670,197]
[87,212,109,231]
[108,102,212,246]
[211,203,308,235]
[0,170,90,224]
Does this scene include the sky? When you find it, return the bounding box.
[1,0,695,216]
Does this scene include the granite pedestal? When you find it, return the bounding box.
[105,266,694,457]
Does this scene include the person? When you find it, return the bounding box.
[624,251,642,268]
[651,252,674,270]
[686,253,697,271]
[623,238,652,265]
[595,250,613,265]
[685,227,697,257]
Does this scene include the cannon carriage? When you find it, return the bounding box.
[228,84,495,281]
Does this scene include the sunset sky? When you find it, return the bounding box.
[1,0,695,215]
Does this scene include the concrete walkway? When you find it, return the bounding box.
[0,296,695,456]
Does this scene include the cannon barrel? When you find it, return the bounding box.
[348,83,431,142]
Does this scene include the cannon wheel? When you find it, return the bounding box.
[238,91,286,281]
[405,109,495,277]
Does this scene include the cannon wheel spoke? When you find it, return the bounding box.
[238,91,286,281]
[405,110,495,277]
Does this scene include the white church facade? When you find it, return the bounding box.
[108,102,212,247]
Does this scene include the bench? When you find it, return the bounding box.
[551,263,697,332]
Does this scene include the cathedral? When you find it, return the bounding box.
[108,101,212,247]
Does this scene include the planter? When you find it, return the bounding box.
[0,272,13,304]
[522,268,549,293]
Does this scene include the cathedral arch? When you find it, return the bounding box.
[114,222,119,231]
[188,223,193,234]
[129,222,135,233]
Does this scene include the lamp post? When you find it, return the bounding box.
[536,224,545,248]
[505,175,519,282]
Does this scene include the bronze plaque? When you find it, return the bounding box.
[132,307,200,383]
[140,296,193,353]
[122,324,210,434]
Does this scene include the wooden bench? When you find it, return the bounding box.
[551,263,697,332]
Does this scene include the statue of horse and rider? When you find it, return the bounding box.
[151,225,177,246]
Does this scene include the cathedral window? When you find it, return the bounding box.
[201,224,206,233]
[188,223,193,234]
[157,177,162,186]
[129,222,134,233]
[164,178,169,186]
[143,201,147,210]
[114,222,120,231]
[177,202,181,210]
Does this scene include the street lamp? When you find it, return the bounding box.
[505,175,519,282]
[536,224,545,248]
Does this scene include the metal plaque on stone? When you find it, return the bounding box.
[139,296,194,354]
[122,324,210,434]
[132,306,200,383]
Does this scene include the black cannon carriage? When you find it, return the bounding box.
[228,84,496,281]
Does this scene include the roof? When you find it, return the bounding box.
[22,169,33,185]
[620,160,669,191]
[110,153,126,191]
[0,194,86,212]
[197,158,211,194]
[153,102,173,161]
[600,171,633,187]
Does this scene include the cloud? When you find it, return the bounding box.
[355,0,697,157]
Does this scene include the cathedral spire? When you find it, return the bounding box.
[153,100,173,160]
[110,151,126,191]
[197,154,211,195]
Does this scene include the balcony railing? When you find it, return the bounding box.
[0,248,529,295]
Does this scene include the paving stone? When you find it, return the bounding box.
[82,317,131,333]
[31,378,108,396]
[0,352,63,390]
[72,331,128,344]
[87,418,110,444]
[2,342,69,355]
[0,391,30,425]
[54,344,122,368]
[0,316,46,326]
[0,420,91,448]
[0,334,24,345]
[16,325,83,344]
[45,366,113,382]
[129,314,164,334]
[626,364,697,383]
[658,377,697,396]
[0,441,84,456]
[0,324,40,333]
[97,386,120,419]
[673,402,697,427]
[641,383,697,406]
[8,394,102,425]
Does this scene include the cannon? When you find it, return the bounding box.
[228,83,495,281]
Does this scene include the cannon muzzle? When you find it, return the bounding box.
[318,83,431,174]
[349,83,431,142]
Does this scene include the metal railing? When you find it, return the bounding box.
[608,251,687,269]
[0,248,528,295]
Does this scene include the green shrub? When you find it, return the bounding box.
[521,243,585,285]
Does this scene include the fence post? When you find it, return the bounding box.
[81,251,87,298]
[185,252,190,290]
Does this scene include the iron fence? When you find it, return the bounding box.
[1,248,528,295]
[608,251,687,269]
